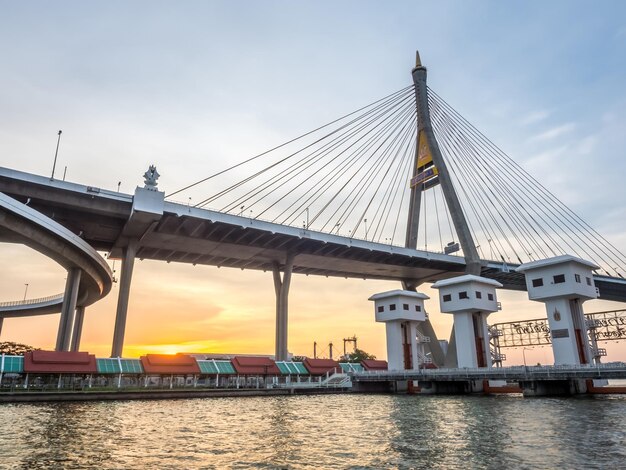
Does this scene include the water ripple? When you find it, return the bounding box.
[0,394,624,468]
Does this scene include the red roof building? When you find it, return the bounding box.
[23,350,97,374]
[140,354,201,374]
[231,356,280,375]
[361,359,388,371]
[303,358,340,375]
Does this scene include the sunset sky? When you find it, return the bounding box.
[1,1,625,364]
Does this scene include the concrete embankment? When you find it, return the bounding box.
[0,387,350,403]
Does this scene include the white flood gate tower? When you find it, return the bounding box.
[369,290,430,371]
[516,255,599,366]
[432,275,502,368]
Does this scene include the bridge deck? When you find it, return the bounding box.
[1,166,625,300]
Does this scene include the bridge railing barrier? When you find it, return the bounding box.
[0,293,64,308]
[350,363,626,381]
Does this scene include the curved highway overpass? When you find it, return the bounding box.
[0,294,64,318]
[0,191,113,348]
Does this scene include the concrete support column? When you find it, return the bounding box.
[70,306,85,352]
[408,322,420,370]
[444,329,458,368]
[273,253,294,361]
[111,239,138,358]
[479,313,493,368]
[453,312,478,368]
[56,268,82,351]
[0,317,3,339]
[384,321,404,371]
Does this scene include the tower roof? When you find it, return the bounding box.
[368,289,429,301]
[516,254,600,273]
[432,274,502,289]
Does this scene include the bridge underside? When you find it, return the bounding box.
[1,167,625,301]
[132,213,466,283]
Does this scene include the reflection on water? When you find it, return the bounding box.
[0,394,625,469]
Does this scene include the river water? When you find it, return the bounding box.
[0,394,625,469]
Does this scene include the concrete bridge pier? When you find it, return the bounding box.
[432,275,503,392]
[70,306,86,352]
[516,255,599,368]
[111,239,138,357]
[55,267,82,351]
[273,254,294,361]
[369,290,429,371]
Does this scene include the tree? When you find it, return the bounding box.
[0,341,38,356]
[342,348,376,363]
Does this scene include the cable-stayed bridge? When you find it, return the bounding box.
[1,51,625,363]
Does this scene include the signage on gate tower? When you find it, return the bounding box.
[410,129,439,188]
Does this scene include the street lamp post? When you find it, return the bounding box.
[522,347,531,368]
[23,283,29,301]
[51,130,62,180]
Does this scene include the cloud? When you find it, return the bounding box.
[520,109,551,126]
[523,144,568,168]
[577,135,596,155]
[529,123,576,142]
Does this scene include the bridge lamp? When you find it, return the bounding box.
[23,283,29,301]
[522,347,532,368]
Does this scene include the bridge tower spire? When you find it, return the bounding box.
[406,51,481,276]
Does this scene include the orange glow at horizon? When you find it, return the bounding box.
[1,245,626,364]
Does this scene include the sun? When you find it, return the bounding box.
[152,344,183,355]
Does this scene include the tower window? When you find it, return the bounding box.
[403,303,409,311]
[553,274,566,284]
[488,293,494,301]
[443,294,452,302]
[586,277,592,286]
[575,274,581,283]
[532,278,543,287]
[459,291,469,299]
[475,291,482,299]
[389,304,396,311]
[377,305,384,313]
[415,305,421,312]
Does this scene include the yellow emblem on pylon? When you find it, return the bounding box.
[411,130,439,188]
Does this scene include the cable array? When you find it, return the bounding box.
[170,86,419,245]
[428,87,626,277]
[167,83,626,277]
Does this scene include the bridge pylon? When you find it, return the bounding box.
[403,51,484,367]
[406,50,481,275]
